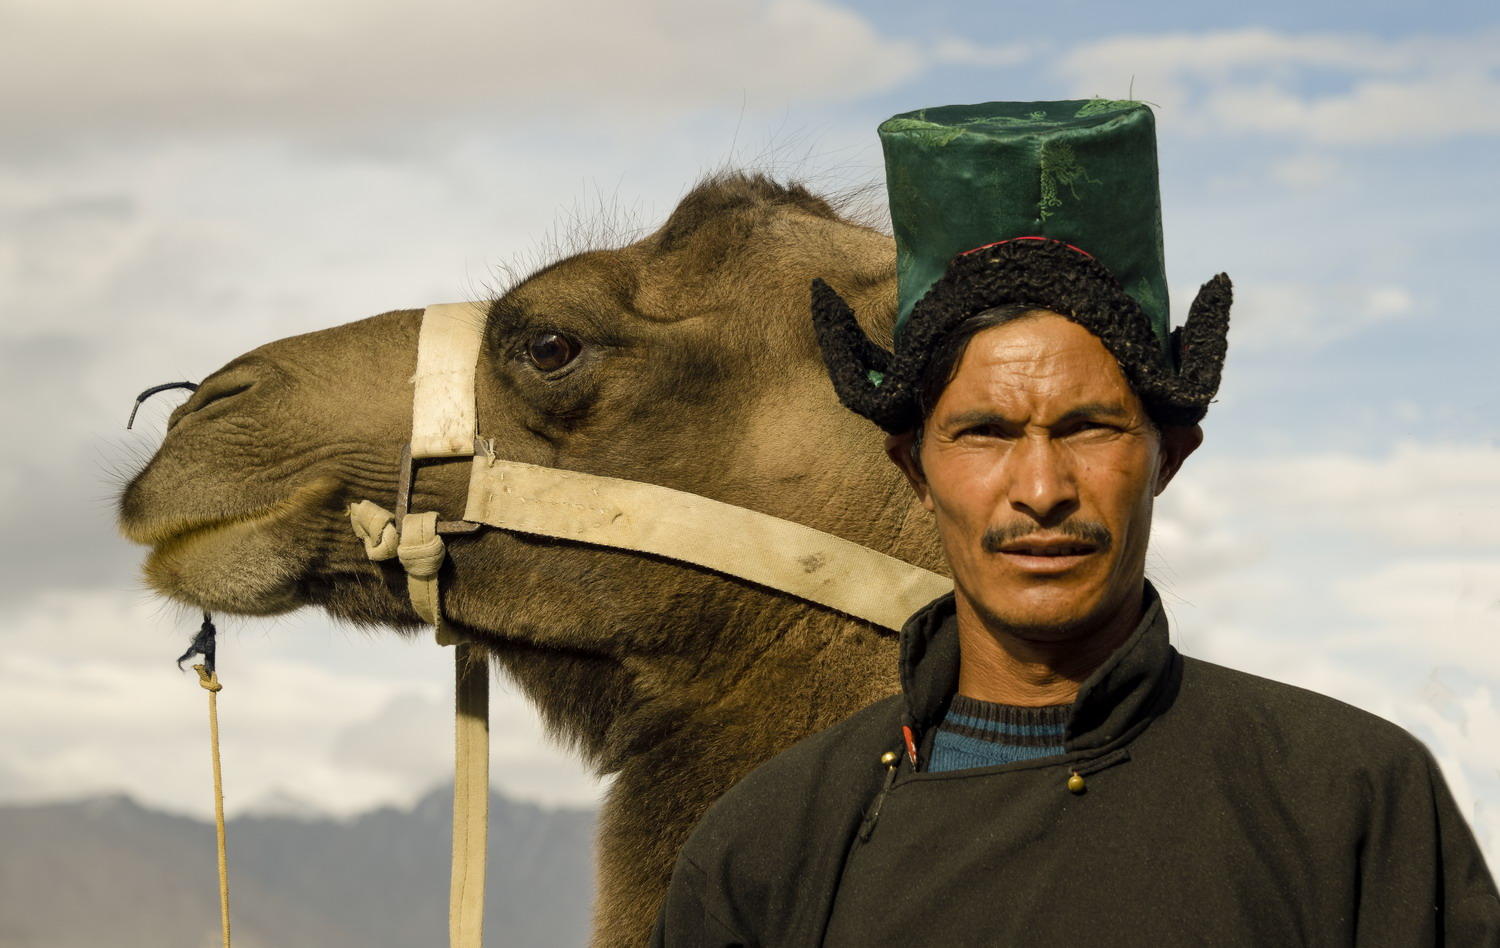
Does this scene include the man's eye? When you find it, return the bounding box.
[525,331,581,372]
[1068,421,1116,436]
[960,424,1008,439]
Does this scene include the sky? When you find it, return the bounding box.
[1,0,1496,868]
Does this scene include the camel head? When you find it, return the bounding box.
[118,174,945,944]
[120,174,939,756]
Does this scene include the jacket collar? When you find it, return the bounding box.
[898,580,1180,754]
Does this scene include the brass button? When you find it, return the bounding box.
[1067,772,1086,794]
[880,751,899,766]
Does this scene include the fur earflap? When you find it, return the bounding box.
[812,240,1232,433]
[810,278,914,433]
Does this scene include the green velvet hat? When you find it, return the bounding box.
[883,99,1169,344]
[810,98,1233,433]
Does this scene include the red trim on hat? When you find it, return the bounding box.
[960,236,1095,260]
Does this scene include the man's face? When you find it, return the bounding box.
[890,312,1199,641]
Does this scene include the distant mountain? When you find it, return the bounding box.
[0,787,596,947]
[237,787,331,821]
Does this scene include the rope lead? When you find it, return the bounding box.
[180,614,231,947]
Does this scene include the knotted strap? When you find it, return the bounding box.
[347,498,486,947]
[398,511,447,630]
[348,502,453,636]
[349,500,399,560]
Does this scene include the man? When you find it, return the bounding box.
[652,101,1499,945]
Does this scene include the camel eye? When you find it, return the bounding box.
[525,331,580,372]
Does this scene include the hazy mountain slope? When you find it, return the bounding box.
[0,788,596,947]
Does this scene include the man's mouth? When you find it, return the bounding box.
[997,537,1099,557]
[994,536,1100,573]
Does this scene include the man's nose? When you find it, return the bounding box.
[1005,435,1079,525]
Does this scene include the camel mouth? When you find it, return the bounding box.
[133,477,345,615]
[123,477,342,551]
[129,507,279,551]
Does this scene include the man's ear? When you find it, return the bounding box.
[1154,424,1203,495]
[885,429,933,510]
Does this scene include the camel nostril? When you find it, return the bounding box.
[197,383,251,412]
[167,375,255,430]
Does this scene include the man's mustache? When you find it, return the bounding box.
[981,519,1113,554]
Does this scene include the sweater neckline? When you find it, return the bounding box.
[945,694,1072,730]
[898,581,1179,755]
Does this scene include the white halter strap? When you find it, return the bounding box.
[350,301,952,947]
[462,452,951,629]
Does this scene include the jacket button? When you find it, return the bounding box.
[1067,772,1086,794]
[880,751,899,766]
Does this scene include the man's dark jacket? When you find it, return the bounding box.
[653,584,1500,946]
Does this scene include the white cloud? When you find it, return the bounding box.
[1184,279,1415,353]
[1410,678,1500,861]
[1208,71,1500,146]
[1161,602,1500,867]
[1062,29,1416,89]
[1334,560,1500,671]
[1269,153,1342,189]
[1055,28,1500,145]
[1363,286,1414,319]
[1,0,920,142]
[1153,441,1500,867]
[0,588,603,817]
[931,37,1032,69]
[1150,441,1500,677]
[1158,442,1500,568]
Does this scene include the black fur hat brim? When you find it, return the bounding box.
[812,239,1231,433]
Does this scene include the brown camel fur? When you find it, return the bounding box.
[118,173,947,945]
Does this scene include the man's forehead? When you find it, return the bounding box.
[944,313,1138,407]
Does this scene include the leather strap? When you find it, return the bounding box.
[411,302,487,459]
[449,643,489,948]
[410,302,490,948]
[462,452,951,631]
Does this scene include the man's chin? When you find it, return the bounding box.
[968,586,1110,643]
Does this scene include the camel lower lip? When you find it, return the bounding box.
[134,476,343,615]
[146,505,280,552]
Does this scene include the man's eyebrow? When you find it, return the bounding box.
[943,410,1016,429]
[1052,402,1131,424]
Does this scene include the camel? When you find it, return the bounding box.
[118,173,946,945]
